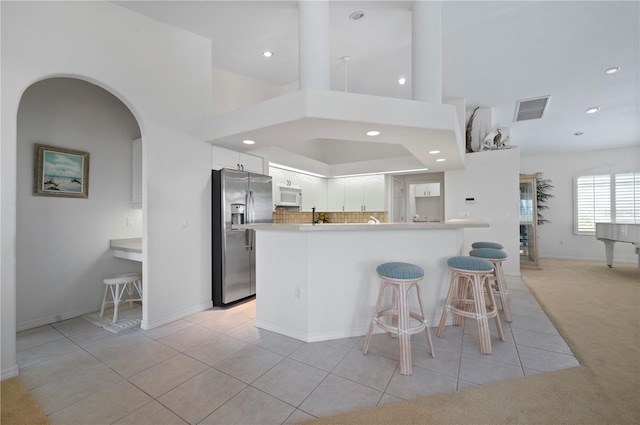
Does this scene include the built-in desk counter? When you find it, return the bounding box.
[235,220,488,342]
[110,238,142,262]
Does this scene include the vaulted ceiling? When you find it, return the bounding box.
[115,1,639,166]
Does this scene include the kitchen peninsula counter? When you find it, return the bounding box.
[238,220,487,342]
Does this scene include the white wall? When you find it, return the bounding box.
[521,146,640,263]
[16,78,143,330]
[212,68,295,115]
[2,1,212,379]
[445,148,521,275]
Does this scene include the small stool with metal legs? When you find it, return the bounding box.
[100,273,142,323]
[363,262,435,375]
[469,248,512,322]
[437,256,504,354]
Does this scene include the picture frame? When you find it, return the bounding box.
[33,144,90,198]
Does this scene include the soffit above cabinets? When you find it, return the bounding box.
[203,89,465,176]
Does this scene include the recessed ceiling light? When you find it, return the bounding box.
[398,77,406,85]
[436,158,446,162]
[574,132,584,136]
[263,51,273,58]
[585,107,601,114]
[429,150,440,154]
[366,130,380,136]
[605,66,620,74]
[349,11,365,20]
[243,140,256,145]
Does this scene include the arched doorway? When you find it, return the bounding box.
[16,77,143,332]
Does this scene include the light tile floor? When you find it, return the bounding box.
[17,276,579,424]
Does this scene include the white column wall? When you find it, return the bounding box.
[298,1,330,90]
[412,1,442,103]
[445,148,521,275]
[1,1,212,379]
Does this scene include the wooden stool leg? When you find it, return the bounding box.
[363,280,388,354]
[397,283,412,375]
[437,271,458,337]
[495,262,512,322]
[100,285,109,318]
[484,275,505,341]
[112,283,122,323]
[413,282,435,357]
[471,274,492,354]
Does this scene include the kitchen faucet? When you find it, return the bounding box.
[312,207,316,225]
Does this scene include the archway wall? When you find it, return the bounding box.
[2,1,213,378]
[16,78,145,330]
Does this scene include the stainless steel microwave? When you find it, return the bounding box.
[275,184,302,207]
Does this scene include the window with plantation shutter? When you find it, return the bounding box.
[614,173,640,223]
[575,172,639,234]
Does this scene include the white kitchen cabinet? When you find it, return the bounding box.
[414,182,441,197]
[132,138,142,208]
[330,174,385,212]
[211,145,264,173]
[269,166,302,210]
[363,174,386,211]
[270,166,299,188]
[299,173,327,211]
[327,178,346,211]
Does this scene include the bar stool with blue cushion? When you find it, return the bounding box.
[469,248,512,322]
[100,273,142,323]
[471,241,504,250]
[437,256,504,354]
[363,262,435,375]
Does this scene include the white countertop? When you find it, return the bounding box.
[110,238,142,262]
[110,238,142,252]
[234,219,488,232]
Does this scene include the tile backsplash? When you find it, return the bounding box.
[273,207,388,224]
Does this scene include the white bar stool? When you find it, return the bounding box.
[469,248,512,322]
[437,256,504,354]
[363,262,435,375]
[100,273,142,323]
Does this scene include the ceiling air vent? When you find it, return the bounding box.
[514,96,550,122]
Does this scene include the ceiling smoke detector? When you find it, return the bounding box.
[349,11,365,20]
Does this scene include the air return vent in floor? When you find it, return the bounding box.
[514,96,550,121]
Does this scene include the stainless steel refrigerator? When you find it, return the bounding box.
[212,168,273,307]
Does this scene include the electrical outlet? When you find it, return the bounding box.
[126,217,133,227]
[181,217,188,228]
[294,287,301,300]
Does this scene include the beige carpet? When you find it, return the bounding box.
[1,377,49,425]
[304,258,640,424]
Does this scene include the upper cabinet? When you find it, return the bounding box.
[211,145,264,174]
[299,173,328,212]
[414,182,440,197]
[327,178,346,212]
[270,166,299,188]
[132,138,142,208]
[269,166,327,212]
[331,175,385,212]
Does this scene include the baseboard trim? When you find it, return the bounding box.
[1,365,19,381]
[17,306,102,332]
[140,300,213,330]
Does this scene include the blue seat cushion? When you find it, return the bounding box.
[469,248,508,259]
[447,256,494,271]
[376,262,424,280]
[471,241,504,250]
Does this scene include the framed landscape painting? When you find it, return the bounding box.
[33,144,90,198]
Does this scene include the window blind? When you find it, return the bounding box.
[575,172,639,234]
